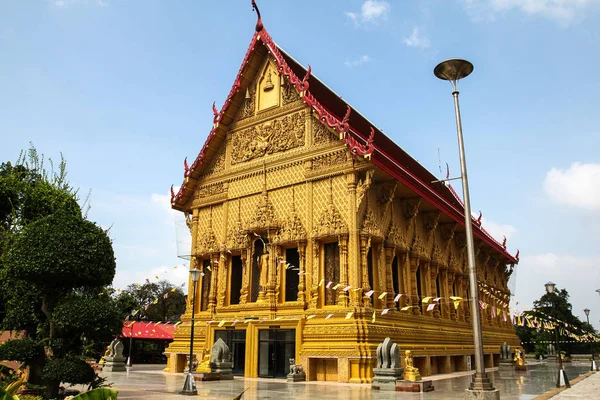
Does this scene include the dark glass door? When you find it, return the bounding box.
[258,329,295,378]
[214,330,246,375]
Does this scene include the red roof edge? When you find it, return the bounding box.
[169,20,518,265]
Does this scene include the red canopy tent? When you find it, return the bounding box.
[120,322,177,340]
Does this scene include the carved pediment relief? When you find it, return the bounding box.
[230,110,305,165]
[411,233,428,260]
[312,149,348,170]
[227,220,247,250]
[197,228,218,254]
[273,212,306,244]
[361,208,382,237]
[194,182,225,200]
[312,117,337,145]
[356,169,374,211]
[386,222,408,251]
[313,203,347,238]
[238,85,256,121]
[247,192,279,232]
[282,76,301,105]
[431,242,445,266]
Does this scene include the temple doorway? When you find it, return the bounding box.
[214,329,246,376]
[258,329,295,378]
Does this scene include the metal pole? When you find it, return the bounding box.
[181,277,198,395]
[126,323,133,368]
[586,314,596,371]
[452,90,494,392]
[554,315,570,388]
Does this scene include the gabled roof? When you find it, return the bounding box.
[170,2,518,264]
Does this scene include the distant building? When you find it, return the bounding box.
[164,5,519,382]
[120,322,176,364]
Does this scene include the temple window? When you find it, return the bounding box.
[284,247,300,302]
[200,259,212,311]
[323,241,340,306]
[367,247,374,292]
[435,275,441,298]
[229,254,243,305]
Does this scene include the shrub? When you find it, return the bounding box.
[43,358,95,385]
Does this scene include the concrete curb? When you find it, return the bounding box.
[533,371,596,400]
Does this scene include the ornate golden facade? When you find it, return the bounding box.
[165,12,520,382]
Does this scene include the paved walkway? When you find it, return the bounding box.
[549,370,599,399]
[95,362,593,399]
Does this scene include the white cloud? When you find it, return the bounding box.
[403,27,431,49]
[544,162,600,210]
[344,55,371,68]
[345,1,391,26]
[515,253,600,328]
[480,217,517,242]
[462,0,596,26]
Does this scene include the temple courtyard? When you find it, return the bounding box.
[97,362,598,399]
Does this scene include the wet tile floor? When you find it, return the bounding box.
[95,362,593,399]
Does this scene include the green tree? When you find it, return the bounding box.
[0,147,121,399]
[516,287,598,356]
[117,280,186,322]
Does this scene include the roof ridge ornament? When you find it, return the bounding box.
[252,0,263,32]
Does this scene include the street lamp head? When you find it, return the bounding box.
[584,308,590,317]
[434,59,474,91]
[189,267,202,283]
[545,281,556,294]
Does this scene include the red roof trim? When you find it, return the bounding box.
[170,25,518,264]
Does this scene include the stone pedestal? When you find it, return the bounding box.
[371,368,403,391]
[102,356,126,372]
[514,365,528,371]
[396,380,434,392]
[194,372,221,381]
[287,371,306,382]
[210,362,233,380]
[370,338,404,391]
[465,389,500,400]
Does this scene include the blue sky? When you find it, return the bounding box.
[1,1,599,327]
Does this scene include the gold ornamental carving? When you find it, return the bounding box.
[197,228,218,254]
[386,222,408,251]
[312,117,336,145]
[356,169,374,211]
[230,110,305,164]
[247,191,279,232]
[312,150,348,170]
[273,212,306,244]
[313,203,347,237]
[361,208,382,238]
[239,86,256,120]
[202,147,226,176]
[194,183,225,199]
[282,77,301,105]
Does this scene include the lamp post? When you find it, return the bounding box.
[583,308,597,371]
[181,266,202,396]
[126,319,134,368]
[434,59,498,399]
[545,281,570,388]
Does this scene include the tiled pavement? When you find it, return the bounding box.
[95,362,594,399]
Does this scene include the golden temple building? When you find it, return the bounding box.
[165,3,520,383]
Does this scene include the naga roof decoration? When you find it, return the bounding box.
[170,0,518,264]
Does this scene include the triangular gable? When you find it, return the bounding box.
[170,1,518,264]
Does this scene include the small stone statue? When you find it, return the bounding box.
[403,350,422,381]
[287,358,306,382]
[372,337,403,391]
[500,342,512,361]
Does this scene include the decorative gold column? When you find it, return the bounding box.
[400,252,411,308]
[429,262,440,318]
[310,239,319,309]
[298,243,306,305]
[239,243,251,305]
[409,254,421,315]
[439,265,450,319]
[361,235,372,308]
[208,253,219,314]
[217,251,227,308]
[448,272,457,321]
[462,274,471,323]
[338,237,349,307]
[347,172,362,307]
